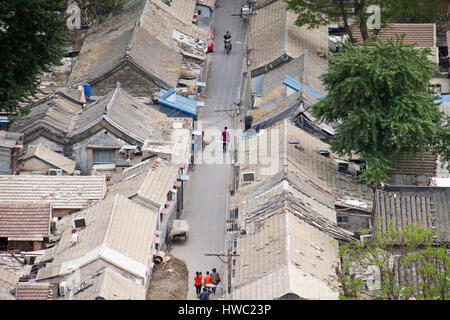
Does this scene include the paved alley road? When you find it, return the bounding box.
[171,0,246,300]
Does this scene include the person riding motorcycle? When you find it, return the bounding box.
[223,31,232,50]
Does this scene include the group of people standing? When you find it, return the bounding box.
[194,268,221,300]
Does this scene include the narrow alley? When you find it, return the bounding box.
[170,0,247,300]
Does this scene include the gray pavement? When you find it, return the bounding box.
[170,0,246,300]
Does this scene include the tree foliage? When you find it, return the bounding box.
[284,0,450,43]
[310,37,449,185]
[71,0,125,26]
[0,0,67,117]
[335,222,449,300]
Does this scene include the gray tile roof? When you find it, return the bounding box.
[71,267,146,300]
[20,143,77,174]
[0,175,106,210]
[43,194,158,280]
[69,1,182,87]
[8,93,82,137]
[249,0,328,70]
[70,86,171,144]
[373,185,450,242]
[234,191,353,300]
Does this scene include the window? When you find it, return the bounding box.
[93,149,115,164]
[337,215,349,223]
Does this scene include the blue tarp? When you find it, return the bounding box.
[435,94,450,103]
[283,75,325,99]
[158,88,197,117]
[83,84,91,99]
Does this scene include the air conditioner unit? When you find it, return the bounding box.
[59,281,68,296]
[72,217,86,229]
[48,168,62,176]
[242,172,255,183]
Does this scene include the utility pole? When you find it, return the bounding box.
[204,251,239,299]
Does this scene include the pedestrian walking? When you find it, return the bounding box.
[210,268,220,294]
[194,272,202,296]
[204,271,213,289]
[198,287,211,300]
[222,127,229,152]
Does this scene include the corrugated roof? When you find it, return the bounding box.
[0,203,51,240]
[373,185,450,243]
[43,194,158,280]
[16,282,54,300]
[8,93,82,137]
[234,191,349,300]
[72,267,146,300]
[0,176,106,209]
[20,144,76,174]
[158,88,197,117]
[71,86,170,143]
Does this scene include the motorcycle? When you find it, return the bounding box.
[224,39,232,54]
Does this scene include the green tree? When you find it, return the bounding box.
[310,36,449,185]
[335,222,449,300]
[0,0,67,117]
[284,0,450,43]
[383,0,449,26]
[72,0,125,26]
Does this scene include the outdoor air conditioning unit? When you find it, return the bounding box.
[242,172,255,183]
[59,281,68,296]
[48,168,62,176]
[72,217,86,229]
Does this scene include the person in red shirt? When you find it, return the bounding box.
[194,271,202,296]
[204,271,213,289]
[222,127,229,153]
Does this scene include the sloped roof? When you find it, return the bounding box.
[8,93,82,137]
[0,131,23,149]
[351,23,436,47]
[249,0,328,70]
[0,203,51,241]
[70,86,170,144]
[234,191,352,300]
[239,170,336,222]
[43,194,158,280]
[70,14,182,88]
[70,0,207,85]
[388,152,437,176]
[0,176,106,210]
[141,0,208,60]
[374,185,450,243]
[20,143,77,174]
[241,120,374,207]
[107,158,179,208]
[158,88,197,117]
[15,282,55,300]
[72,267,146,300]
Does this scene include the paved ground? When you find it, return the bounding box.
[170,0,246,300]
